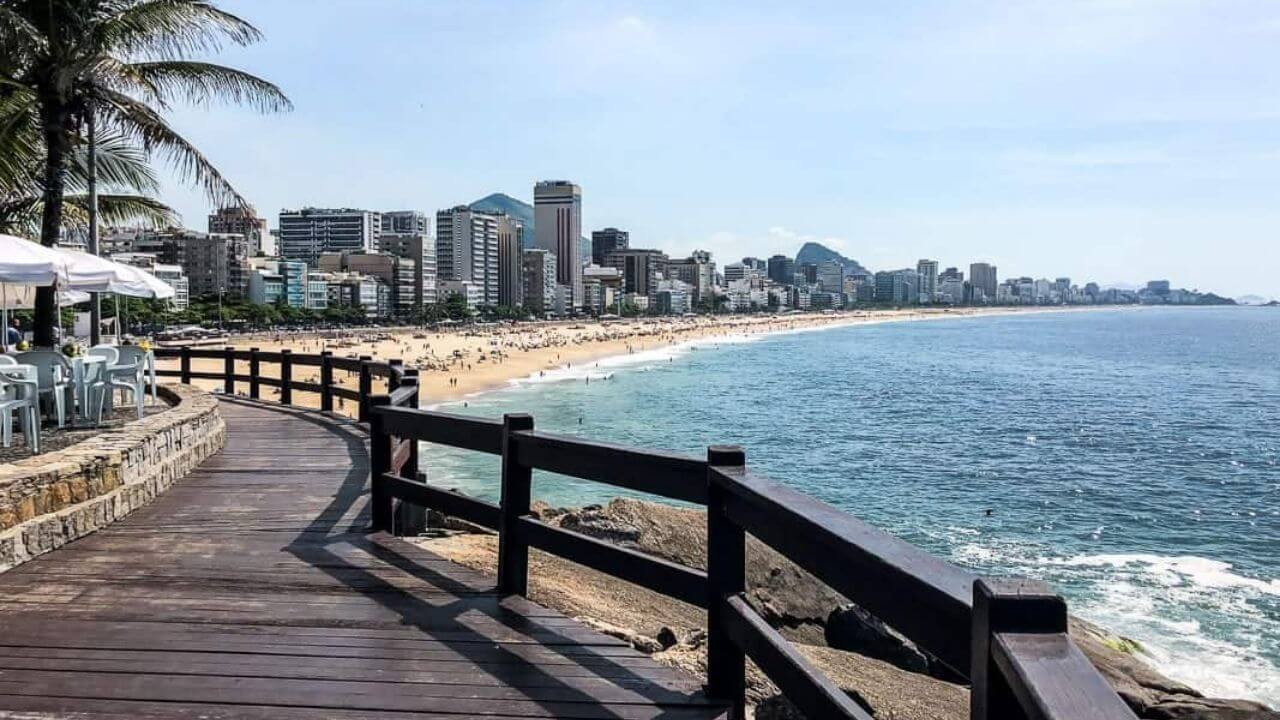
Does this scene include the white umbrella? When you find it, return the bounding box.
[59,250,122,293]
[0,234,70,286]
[110,263,176,300]
[0,235,72,350]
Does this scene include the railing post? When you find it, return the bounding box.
[971,578,1067,720]
[248,347,260,400]
[319,350,333,412]
[367,394,393,532]
[358,355,373,422]
[179,346,191,384]
[706,445,747,718]
[388,359,403,392]
[497,413,534,596]
[392,373,426,536]
[223,346,234,395]
[280,349,293,405]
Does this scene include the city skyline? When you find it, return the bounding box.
[150,1,1279,299]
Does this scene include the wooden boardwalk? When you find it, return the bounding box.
[0,398,726,719]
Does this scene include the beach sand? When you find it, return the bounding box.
[158,306,1089,415]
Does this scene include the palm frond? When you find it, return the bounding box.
[125,60,291,112]
[64,130,162,195]
[64,192,177,229]
[95,0,263,59]
[96,86,245,207]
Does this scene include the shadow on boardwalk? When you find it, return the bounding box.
[0,396,725,719]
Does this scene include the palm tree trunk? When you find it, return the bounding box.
[33,96,70,348]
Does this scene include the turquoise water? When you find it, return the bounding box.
[420,308,1280,704]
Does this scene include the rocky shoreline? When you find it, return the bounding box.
[411,497,1276,719]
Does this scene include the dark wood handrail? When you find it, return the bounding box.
[153,346,1134,720]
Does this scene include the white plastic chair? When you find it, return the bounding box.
[0,373,40,453]
[108,346,147,420]
[0,355,17,366]
[86,346,119,420]
[15,351,72,427]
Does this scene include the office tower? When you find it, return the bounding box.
[591,227,629,266]
[436,206,503,307]
[379,232,437,307]
[799,263,818,284]
[767,255,794,285]
[498,216,524,308]
[667,250,714,303]
[522,249,557,316]
[969,262,998,301]
[817,260,844,294]
[917,259,939,300]
[534,180,583,309]
[604,248,668,297]
[939,266,963,282]
[208,206,269,256]
[278,208,381,264]
[382,210,430,235]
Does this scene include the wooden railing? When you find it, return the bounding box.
[156,346,1136,720]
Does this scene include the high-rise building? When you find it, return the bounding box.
[969,262,998,302]
[874,269,919,304]
[817,260,844,295]
[436,206,504,307]
[667,250,715,304]
[522,249,558,317]
[208,206,269,256]
[798,263,818,284]
[591,227,629,266]
[174,232,251,300]
[381,210,429,235]
[605,248,668,297]
[498,217,524,308]
[917,259,939,301]
[379,232,437,307]
[534,181,583,308]
[278,208,381,264]
[767,255,794,285]
[939,266,963,282]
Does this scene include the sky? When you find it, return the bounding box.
[156,0,1280,299]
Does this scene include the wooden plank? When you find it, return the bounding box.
[380,473,500,529]
[722,595,872,720]
[713,465,975,675]
[0,397,725,720]
[517,517,707,608]
[993,633,1137,720]
[512,430,708,504]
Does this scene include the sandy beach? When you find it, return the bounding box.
[158,306,1101,414]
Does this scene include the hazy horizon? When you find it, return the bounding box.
[152,1,1280,299]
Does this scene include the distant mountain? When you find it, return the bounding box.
[794,242,869,275]
[469,193,535,248]
[469,192,589,256]
[1236,294,1272,306]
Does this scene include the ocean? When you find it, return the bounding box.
[420,307,1280,705]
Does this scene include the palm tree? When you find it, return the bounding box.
[0,0,290,345]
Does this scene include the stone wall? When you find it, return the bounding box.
[0,384,224,571]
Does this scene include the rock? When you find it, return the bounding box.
[576,617,663,654]
[1144,695,1279,720]
[825,604,929,675]
[755,690,876,719]
[558,508,641,546]
[656,626,680,649]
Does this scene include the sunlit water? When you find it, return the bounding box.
[419,307,1280,704]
